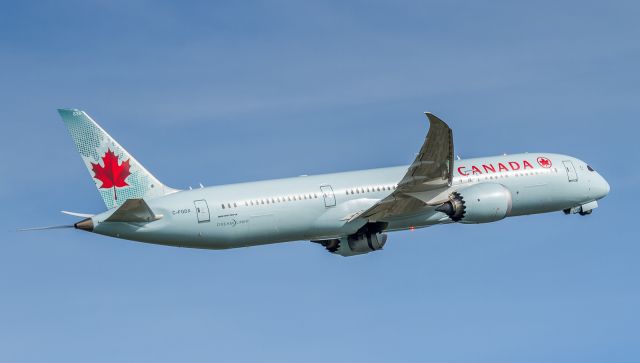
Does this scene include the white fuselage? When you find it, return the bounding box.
[90,153,609,249]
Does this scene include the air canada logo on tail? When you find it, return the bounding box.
[537,157,552,168]
[91,148,131,201]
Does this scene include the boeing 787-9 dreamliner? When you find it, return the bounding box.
[28,109,609,257]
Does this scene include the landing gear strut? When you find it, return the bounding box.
[564,202,597,216]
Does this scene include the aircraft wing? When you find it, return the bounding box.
[358,113,454,221]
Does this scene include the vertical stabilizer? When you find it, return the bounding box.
[58,109,177,209]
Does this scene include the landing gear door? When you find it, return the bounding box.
[563,160,578,182]
[320,185,336,207]
[194,200,210,223]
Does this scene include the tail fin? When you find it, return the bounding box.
[58,109,177,209]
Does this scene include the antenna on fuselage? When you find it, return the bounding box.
[456,155,461,160]
[199,183,204,188]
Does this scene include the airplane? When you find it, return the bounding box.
[28,109,610,256]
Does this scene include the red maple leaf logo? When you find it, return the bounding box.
[91,149,131,201]
[537,157,552,168]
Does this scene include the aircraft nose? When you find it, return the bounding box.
[594,174,610,199]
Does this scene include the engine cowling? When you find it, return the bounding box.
[436,183,513,224]
[313,232,388,257]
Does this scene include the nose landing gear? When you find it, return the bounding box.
[564,201,598,216]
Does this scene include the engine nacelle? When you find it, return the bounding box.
[436,183,513,224]
[313,232,388,257]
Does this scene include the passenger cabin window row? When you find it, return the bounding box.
[453,167,558,185]
[220,183,399,210]
[345,184,397,195]
[221,193,319,210]
[220,168,559,209]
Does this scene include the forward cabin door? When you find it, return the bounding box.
[320,185,336,207]
[562,160,578,182]
[194,200,210,223]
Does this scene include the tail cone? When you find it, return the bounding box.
[74,218,94,232]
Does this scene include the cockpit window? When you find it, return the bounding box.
[587,165,595,172]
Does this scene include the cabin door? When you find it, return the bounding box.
[562,160,578,182]
[194,200,210,223]
[320,185,336,207]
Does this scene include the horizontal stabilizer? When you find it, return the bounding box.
[105,199,163,223]
[61,211,95,218]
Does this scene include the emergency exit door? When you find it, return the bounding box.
[562,160,578,182]
[194,200,210,223]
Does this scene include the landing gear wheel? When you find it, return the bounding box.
[579,210,592,216]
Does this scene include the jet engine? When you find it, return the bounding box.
[435,183,513,224]
[313,233,388,257]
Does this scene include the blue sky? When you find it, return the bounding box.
[1,1,638,362]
